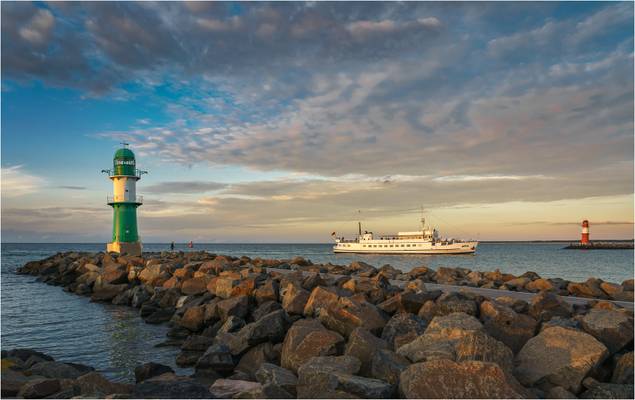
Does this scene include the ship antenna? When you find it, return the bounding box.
[358,210,362,236]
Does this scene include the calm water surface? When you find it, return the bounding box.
[1,242,633,381]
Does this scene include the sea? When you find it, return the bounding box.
[1,242,633,382]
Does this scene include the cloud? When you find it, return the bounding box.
[143,181,227,194]
[57,185,86,190]
[1,166,45,198]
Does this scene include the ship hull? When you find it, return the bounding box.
[333,241,478,255]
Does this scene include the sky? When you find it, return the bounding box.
[1,1,633,243]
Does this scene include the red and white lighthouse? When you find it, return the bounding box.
[581,220,590,244]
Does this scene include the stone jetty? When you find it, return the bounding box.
[5,251,634,398]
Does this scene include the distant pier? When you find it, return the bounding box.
[564,241,634,250]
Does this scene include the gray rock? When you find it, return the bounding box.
[344,327,389,376]
[515,326,608,393]
[381,312,427,350]
[18,378,61,398]
[209,379,262,398]
[479,300,538,353]
[28,361,94,379]
[400,359,528,398]
[612,352,634,384]
[238,309,289,346]
[181,335,214,352]
[581,309,634,354]
[132,374,211,398]
[196,343,235,372]
[255,363,298,396]
[580,383,634,399]
[251,301,282,322]
[370,349,410,385]
[280,318,345,373]
[134,362,175,383]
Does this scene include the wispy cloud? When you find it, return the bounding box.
[1,166,45,198]
[144,181,227,194]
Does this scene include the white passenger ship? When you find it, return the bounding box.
[333,218,477,255]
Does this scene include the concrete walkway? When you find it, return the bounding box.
[266,267,634,311]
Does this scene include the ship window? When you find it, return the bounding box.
[363,245,366,247]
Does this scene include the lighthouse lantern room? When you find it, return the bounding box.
[102,143,146,256]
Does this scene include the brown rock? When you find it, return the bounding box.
[622,279,634,292]
[318,296,388,337]
[180,306,205,331]
[525,278,554,292]
[303,286,340,317]
[102,264,128,285]
[214,277,242,299]
[75,372,132,396]
[480,300,538,353]
[344,327,389,376]
[370,349,409,385]
[181,276,210,296]
[568,278,607,299]
[515,326,608,393]
[216,295,249,322]
[254,279,279,304]
[600,282,623,298]
[280,318,344,373]
[281,283,310,315]
[611,352,634,384]
[399,359,527,398]
[18,378,61,398]
[209,379,262,398]
[381,312,427,350]
[529,290,573,321]
[581,308,634,354]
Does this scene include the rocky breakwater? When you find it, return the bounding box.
[12,251,635,398]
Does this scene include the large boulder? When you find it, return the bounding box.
[216,295,249,322]
[528,290,573,321]
[102,263,128,285]
[525,278,554,293]
[612,352,634,384]
[381,312,427,350]
[28,361,94,379]
[567,278,607,299]
[429,292,478,318]
[399,359,528,398]
[209,379,262,398]
[514,326,608,393]
[317,296,388,337]
[195,343,234,372]
[138,264,170,286]
[134,363,175,383]
[17,378,61,399]
[254,279,279,304]
[281,283,311,315]
[396,313,474,360]
[280,319,344,373]
[255,363,298,397]
[580,382,634,399]
[344,327,389,376]
[237,309,290,345]
[181,277,210,296]
[179,305,205,332]
[74,372,132,397]
[296,356,394,399]
[580,309,634,354]
[303,286,340,317]
[235,342,280,379]
[480,300,538,353]
[132,373,211,398]
[370,349,410,385]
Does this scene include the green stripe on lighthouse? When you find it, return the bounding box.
[112,203,139,242]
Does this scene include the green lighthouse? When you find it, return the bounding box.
[102,143,146,256]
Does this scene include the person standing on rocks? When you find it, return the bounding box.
[170,242,175,251]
